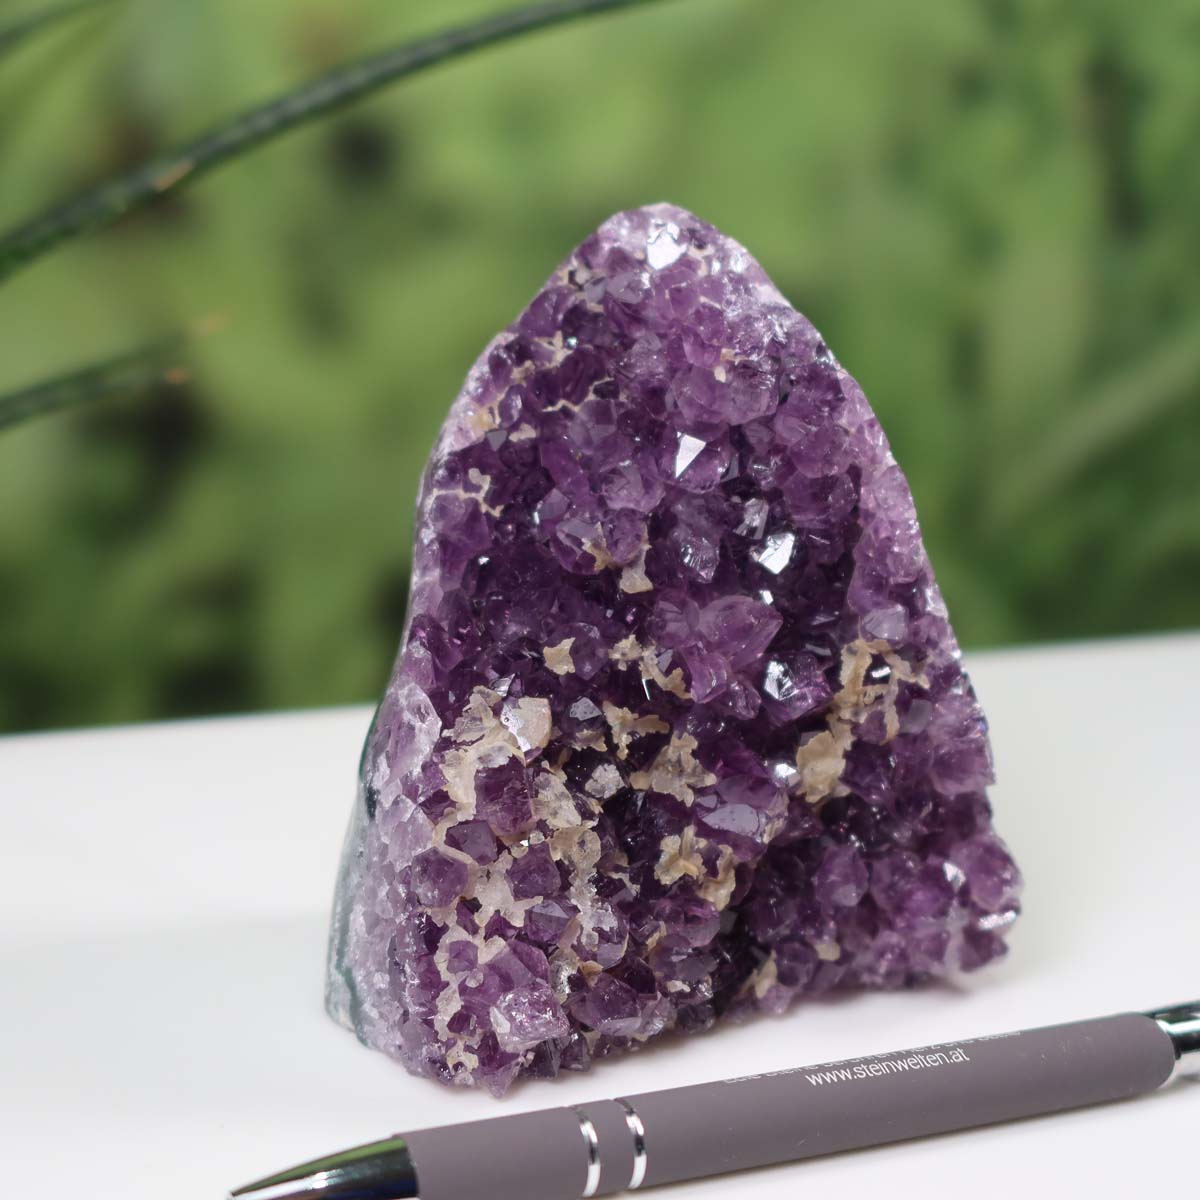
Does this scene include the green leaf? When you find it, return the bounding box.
[0,0,672,285]
[0,331,191,431]
[987,317,1200,532]
[0,0,114,63]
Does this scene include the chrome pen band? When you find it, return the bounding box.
[1147,1000,1200,1082]
[572,1108,602,1198]
[617,1099,648,1190]
[571,1098,648,1197]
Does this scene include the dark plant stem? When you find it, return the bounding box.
[0,0,114,61]
[0,0,671,285]
[0,332,190,431]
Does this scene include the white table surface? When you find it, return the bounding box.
[1,634,1197,1197]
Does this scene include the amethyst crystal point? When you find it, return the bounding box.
[326,204,1021,1093]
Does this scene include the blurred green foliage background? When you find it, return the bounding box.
[1,0,1198,734]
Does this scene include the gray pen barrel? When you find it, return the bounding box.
[401,1012,1176,1200]
[405,1107,590,1200]
[623,1011,1174,1189]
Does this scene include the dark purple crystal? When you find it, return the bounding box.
[326,204,1021,1093]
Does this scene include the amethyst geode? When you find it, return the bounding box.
[326,204,1021,1093]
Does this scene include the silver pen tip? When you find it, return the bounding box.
[228,1136,418,1200]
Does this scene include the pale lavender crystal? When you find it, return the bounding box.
[326,204,1021,1093]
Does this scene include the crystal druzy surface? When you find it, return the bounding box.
[326,204,1021,1093]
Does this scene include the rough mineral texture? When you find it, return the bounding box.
[326,204,1021,1094]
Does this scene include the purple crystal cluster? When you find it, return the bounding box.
[326,204,1021,1093]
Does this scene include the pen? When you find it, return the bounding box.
[230,1000,1199,1200]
